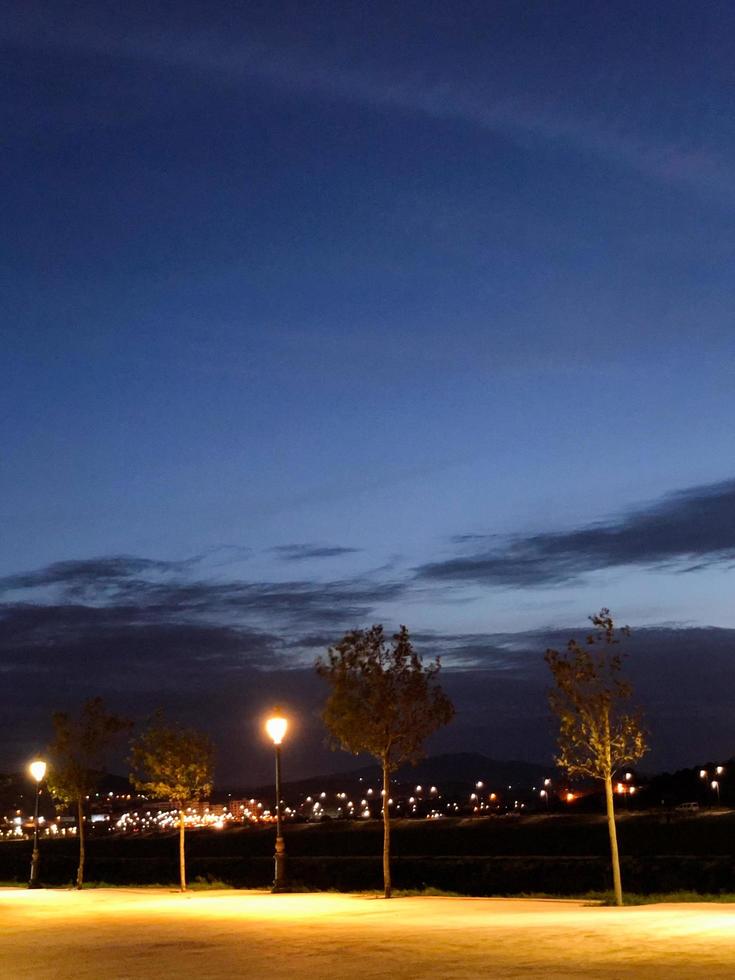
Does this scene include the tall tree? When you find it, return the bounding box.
[545,609,647,906]
[47,697,131,888]
[129,717,214,892]
[316,625,454,898]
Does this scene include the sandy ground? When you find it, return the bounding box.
[2,888,735,979]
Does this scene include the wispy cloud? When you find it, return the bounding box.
[271,544,361,562]
[0,554,408,673]
[4,9,730,205]
[418,479,735,588]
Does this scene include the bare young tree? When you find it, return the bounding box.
[129,717,214,892]
[316,625,454,898]
[545,609,647,906]
[47,697,131,888]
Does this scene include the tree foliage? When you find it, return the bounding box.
[545,609,647,780]
[129,716,214,806]
[316,624,455,771]
[129,715,215,893]
[47,697,131,888]
[545,608,647,906]
[317,624,454,899]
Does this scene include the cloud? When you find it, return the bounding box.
[4,9,731,205]
[2,546,735,779]
[0,556,183,593]
[0,554,408,682]
[418,479,735,587]
[271,544,361,561]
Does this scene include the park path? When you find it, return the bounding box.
[1,888,735,978]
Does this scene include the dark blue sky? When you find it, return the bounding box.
[2,1,734,780]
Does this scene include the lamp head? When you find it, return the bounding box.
[29,759,46,783]
[266,711,288,745]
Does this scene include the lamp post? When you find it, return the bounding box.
[28,759,47,889]
[265,710,288,893]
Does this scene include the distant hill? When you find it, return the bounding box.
[230,752,555,800]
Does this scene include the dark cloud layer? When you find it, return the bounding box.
[419,479,735,587]
[3,476,735,781]
[2,584,734,781]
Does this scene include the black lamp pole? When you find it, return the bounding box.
[28,779,42,888]
[272,741,287,892]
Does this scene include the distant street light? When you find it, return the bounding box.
[540,789,549,810]
[711,780,721,805]
[265,710,289,892]
[28,759,47,889]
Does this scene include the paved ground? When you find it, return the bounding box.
[1,888,735,978]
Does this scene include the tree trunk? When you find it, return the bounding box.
[604,774,623,906]
[76,797,85,889]
[179,808,187,892]
[382,760,391,899]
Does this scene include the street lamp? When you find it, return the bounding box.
[265,710,288,892]
[28,759,47,889]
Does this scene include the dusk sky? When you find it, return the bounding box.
[3,1,734,783]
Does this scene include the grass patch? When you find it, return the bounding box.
[188,876,231,891]
[512,890,735,906]
[576,890,735,906]
[393,886,463,898]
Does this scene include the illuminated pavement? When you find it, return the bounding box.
[1,888,735,978]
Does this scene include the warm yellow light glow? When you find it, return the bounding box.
[29,759,46,783]
[265,712,288,745]
[566,791,574,802]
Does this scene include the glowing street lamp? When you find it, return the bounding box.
[28,759,46,889]
[265,710,289,892]
[711,780,721,804]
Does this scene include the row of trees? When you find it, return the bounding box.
[45,609,645,905]
[316,610,646,906]
[47,706,213,891]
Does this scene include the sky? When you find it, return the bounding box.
[2,1,734,783]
